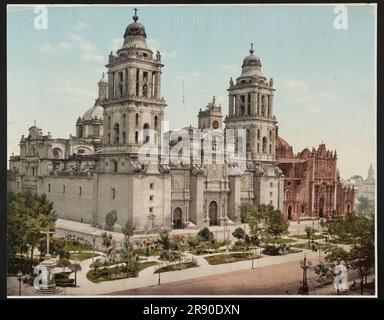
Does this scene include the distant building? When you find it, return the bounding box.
[343,165,375,214]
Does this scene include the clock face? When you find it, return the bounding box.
[212,121,219,129]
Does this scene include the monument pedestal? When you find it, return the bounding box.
[33,255,62,295]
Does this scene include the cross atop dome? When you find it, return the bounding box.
[133,8,139,22]
[250,42,254,55]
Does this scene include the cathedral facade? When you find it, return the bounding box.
[7,11,354,232]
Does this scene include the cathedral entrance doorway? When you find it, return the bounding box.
[173,207,183,229]
[209,201,218,226]
[319,198,325,217]
[288,205,292,220]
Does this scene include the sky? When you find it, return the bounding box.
[7,4,376,179]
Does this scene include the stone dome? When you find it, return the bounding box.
[82,105,104,121]
[122,10,148,50]
[239,46,264,78]
[242,53,261,68]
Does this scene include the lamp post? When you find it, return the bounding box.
[92,230,96,264]
[297,219,300,238]
[298,252,309,295]
[224,219,229,254]
[16,271,23,296]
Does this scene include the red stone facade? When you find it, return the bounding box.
[276,130,355,220]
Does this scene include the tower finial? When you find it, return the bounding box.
[250,42,254,55]
[34,120,36,127]
[133,8,138,22]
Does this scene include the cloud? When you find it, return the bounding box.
[69,32,104,62]
[162,51,177,59]
[38,43,54,53]
[220,64,239,74]
[58,42,71,49]
[281,79,310,94]
[147,37,177,59]
[192,71,203,77]
[111,37,122,51]
[307,104,324,113]
[73,21,88,31]
[48,79,95,97]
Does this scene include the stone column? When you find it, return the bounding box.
[122,70,127,96]
[138,70,143,97]
[114,72,118,98]
[156,71,161,99]
[252,92,257,116]
[108,72,114,99]
[311,183,315,216]
[269,94,273,118]
[228,94,234,116]
[244,93,248,116]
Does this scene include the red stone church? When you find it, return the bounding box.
[275,128,355,220]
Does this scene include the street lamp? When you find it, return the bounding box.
[92,230,96,264]
[298,252,309,295]
[16,270,23,296]
[224,219,229,254]
[297,219,300,238]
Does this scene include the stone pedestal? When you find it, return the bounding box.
[33,255,62,295]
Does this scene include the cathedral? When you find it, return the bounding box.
[7,11,354,233]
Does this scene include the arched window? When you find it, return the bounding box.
[107,115,111,129]
[113,123,120,143]
[108,132,111,144]
[113,160,118,172]
[122,113,126,127]
[257,129,260,140]
[262,137,267,153]
[135,113,140,127]
[135,131,139,144]
[154,115,158,129]
[123,131,126,144]
[257,142,260,153]
[143,123,150,129]
[269,144,272,154]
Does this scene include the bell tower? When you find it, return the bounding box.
[224,43,277,162]
[224,44,284,211]
[101,9,166,155]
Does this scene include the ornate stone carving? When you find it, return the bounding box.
[274,166,284,177]
[254,163,265,176]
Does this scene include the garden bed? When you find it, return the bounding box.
[205,252,261,265]
[154,261,197,273]
[86,261,157,283]
[291,234,325,240]
[70,252,100,261]
[264,237,297,244]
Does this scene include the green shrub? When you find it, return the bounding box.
[232,227,245,241]
[56,258,71,267]
[261,245,280,256]
[197,227,214,242]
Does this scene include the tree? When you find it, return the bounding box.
[69,263,82,286]
[232,227,245,241]
[357,196,371,214]
[317,215,375,295]
[263,208,289,239]
[122,222,135,242]
[197,227,214,242]
[7,192,56,270]
[157,230,171,251]
[101,232,113,251]
[239,203,258,232]
[304,226,315,239]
